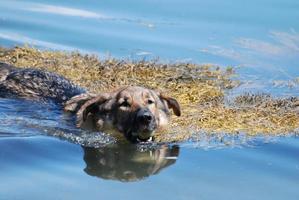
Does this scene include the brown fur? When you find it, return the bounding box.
[1,62,180,142]
[64,86,181,142]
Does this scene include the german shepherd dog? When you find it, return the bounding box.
[0,62,181,142]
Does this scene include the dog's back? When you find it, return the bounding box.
[0,62,15,81]
[0,62,85,103]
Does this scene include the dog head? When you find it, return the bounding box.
[66,86,181,142]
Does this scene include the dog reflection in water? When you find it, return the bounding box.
[83,144,179,182]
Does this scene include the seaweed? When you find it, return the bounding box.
[0,46,298,142]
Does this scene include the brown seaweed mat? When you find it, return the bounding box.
[1,46,298,142]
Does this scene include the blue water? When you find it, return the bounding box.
[0,0,299,199]
[1,135,299,200]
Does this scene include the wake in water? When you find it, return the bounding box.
[1,98,292,149]
[0,98,115,146]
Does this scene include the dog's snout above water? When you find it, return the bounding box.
[136,108,154,124]
[133,108,157,142]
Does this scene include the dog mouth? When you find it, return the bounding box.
[135,123,157,142]
[136,136,153,143]
[126,128,155,143]
[125,111,157,143]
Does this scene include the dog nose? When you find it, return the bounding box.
[141,113,152,122]
[137,110,153,123]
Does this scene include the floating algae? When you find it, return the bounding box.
[0,46,298,143]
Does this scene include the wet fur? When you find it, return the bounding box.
[64,86,181,142]
[0,62,180,142]
[0,62,84,103]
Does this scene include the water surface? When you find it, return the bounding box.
[1,134,299,200]
[0,0,299,199]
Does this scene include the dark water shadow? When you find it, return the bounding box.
[82,144,180,182]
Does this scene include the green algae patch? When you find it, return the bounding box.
[0,46,298,143]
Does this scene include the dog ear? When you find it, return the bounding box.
[64,93,97,112]
[76,93,113,127]
[159,94,181,116]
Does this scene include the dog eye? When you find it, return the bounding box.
[120,101,131,107]
[147,99,154,104]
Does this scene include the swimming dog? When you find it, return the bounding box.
[0,62,181,142]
